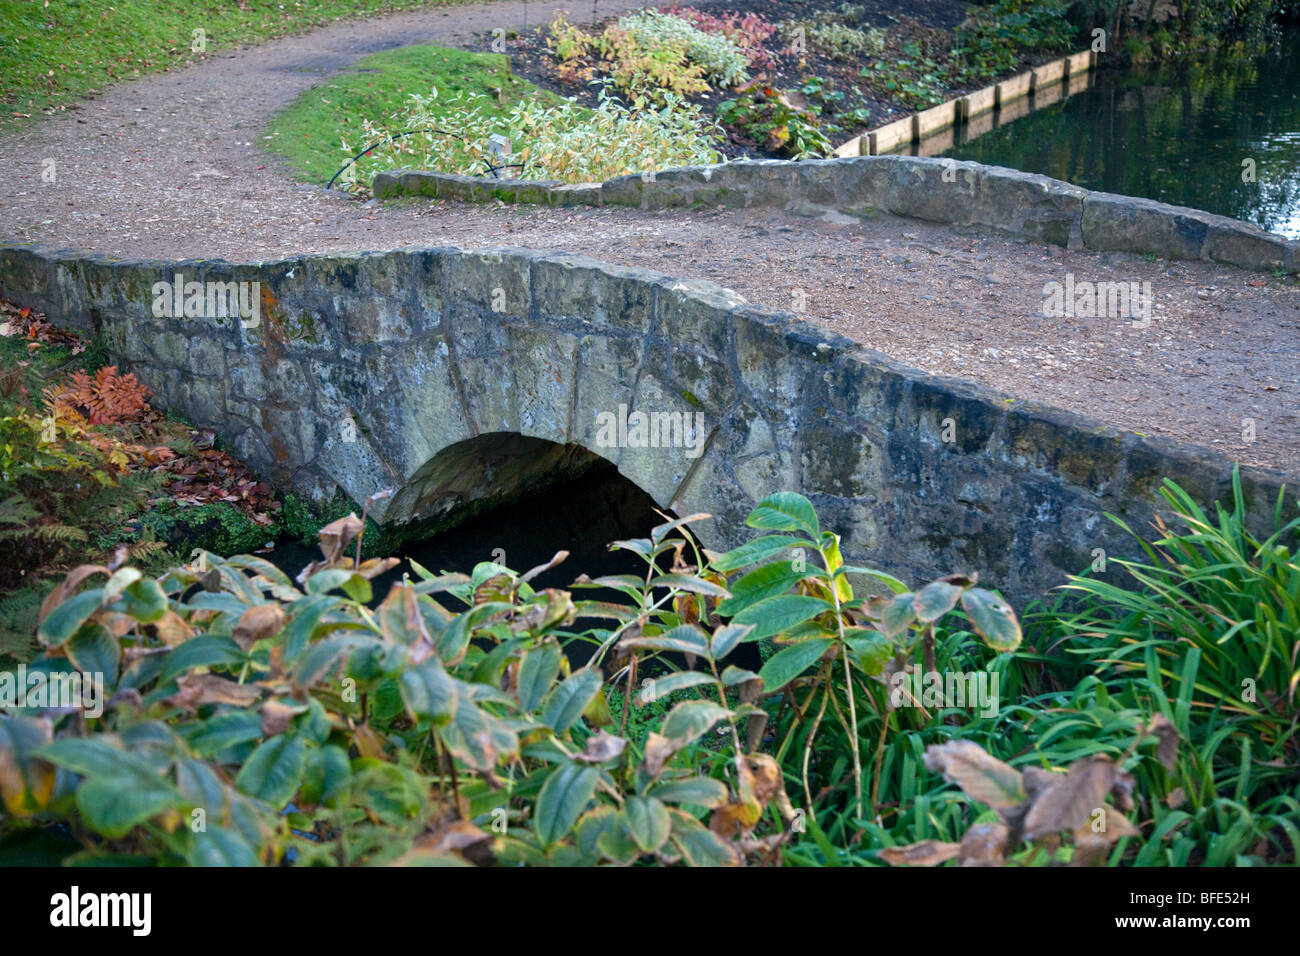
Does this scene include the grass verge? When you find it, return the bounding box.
[0,0,475,131]
[264,44,571,185]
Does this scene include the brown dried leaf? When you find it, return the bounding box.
[232,604,286,652]
[746,753,784,807]
[573,730,627,764]
[260,699,305,737]
[1146,714,1179,771]
[354,556,400,580]
[957,821,1009,866]
[419,819,493,856]
[317,513,364,566]
[151,610,195,647]
[642,732,680,778]
[709,799,762,838]
[167,674,263,711]
[1022,754,1119,840]
[923,740,1025,809]
[879,840,961,867]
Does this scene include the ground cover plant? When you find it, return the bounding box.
[349,81,721,186]
[0,305,280,660]
[1,477,1292,867]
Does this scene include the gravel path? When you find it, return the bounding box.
[2,0,1297,474]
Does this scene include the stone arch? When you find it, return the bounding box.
[385,432,608,529]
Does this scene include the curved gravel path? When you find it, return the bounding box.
[2,0,1297,474]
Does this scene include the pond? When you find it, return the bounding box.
[934,28,1300,239]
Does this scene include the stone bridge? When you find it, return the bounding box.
[0,240,1292,607]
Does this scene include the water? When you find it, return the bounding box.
[267,463,763,671]
[269,463,663,599]
[938,28,1300,238]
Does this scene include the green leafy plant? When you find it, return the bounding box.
[659,7,780,69]
[951,0,1077,85]
[546,14,713,104]
[863,55,948,110]
[4,483,1290,867]
[1030,469,1300,862]
[717,85,833,159]
[356,83,721,185]
[706,492,1022,820]
[617,10,751,87]
[800,19,886,60]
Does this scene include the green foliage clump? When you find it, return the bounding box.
[1026,469,1300,864]
[548,13,716,105]
[617,11,751,87]
[800,19,886,61]
[0,492,1030,866]
[357,83,721,185]
[131,502,275,558]
[952,0,1077,84]
[3,480,1293,867]
[1074,0,1288,62]
[718,86,833,159]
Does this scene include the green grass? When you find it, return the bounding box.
[264,45,570,185]
[0,0,473,130]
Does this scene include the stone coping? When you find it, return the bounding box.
[373,156,1297,275]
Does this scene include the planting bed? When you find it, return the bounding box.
[496,0,1074,158]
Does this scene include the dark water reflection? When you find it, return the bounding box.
[269,463,663,599]
[941,27,1300,238]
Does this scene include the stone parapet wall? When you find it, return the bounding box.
[1,241,1293,608]
[374,156,1297,274]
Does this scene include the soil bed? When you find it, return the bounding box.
[493,0,1071,158]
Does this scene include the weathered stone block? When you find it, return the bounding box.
[531,253,656,335]
[1082,193,1210,260]
[446,248,530,320]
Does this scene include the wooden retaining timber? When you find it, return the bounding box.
[835,49,1096,158]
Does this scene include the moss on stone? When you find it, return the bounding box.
[137,501,275,557]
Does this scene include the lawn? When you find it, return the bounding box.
[0,0,469,129]
[264,45,571,186]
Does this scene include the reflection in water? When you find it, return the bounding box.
[269,462,664,598]
[939,28,1300,238]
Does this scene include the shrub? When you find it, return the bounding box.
[952,0,1076,84]
[718,85,833,159]
[617,11,751,87]
[5,482,1286,866]
[1027,469,1300,863]
[545,14,711,103]
[357,84,721,184]
[0,492,1033,866]
[658,7,780,69]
